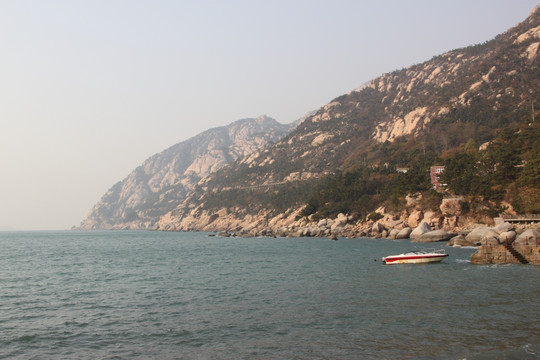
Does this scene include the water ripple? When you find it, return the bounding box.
[0,231,538,359]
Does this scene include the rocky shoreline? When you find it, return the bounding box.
[156,197,540,265]
[212,217,540,265]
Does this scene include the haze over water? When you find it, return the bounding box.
[1,231,538,359]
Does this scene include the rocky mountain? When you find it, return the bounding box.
[78,116,294,229]
[156,4,540,233]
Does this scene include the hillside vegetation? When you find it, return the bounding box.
[298,121,540,221]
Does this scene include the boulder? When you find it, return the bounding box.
[443,216,459,229]
[336,213,348,224]
[493,222,514,234]
[396,227,412,239]
[415,229,452,243]
[409,221,431,241]
[440,198,465,217]
[357,230,368,238]
[388,229,400,239]
[423,211,438,225]
[498,231,517,244]
[381,217,404,230]
[317,219,328,228]
[309,227,323,237]
[375,206,386,215]
[447,234,475,247]
[514,229,540,245]
[480,236,500,246]
[465,226,499,245]
[371,222,386,234]
[408,210,424,228]
[331,221,344,231]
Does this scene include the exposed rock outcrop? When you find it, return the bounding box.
[416,229,453,243]
[396,227,412,240]
[498,231,517,243]
[465,227,500,245]
[409,222,432,241]
[79,116,294,230]
[447,235,469,247]
[440,198,465,217]
[515,229,540,245]
[469,222,540,265]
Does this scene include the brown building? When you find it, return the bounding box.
[430,166,445,191]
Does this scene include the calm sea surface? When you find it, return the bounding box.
[0,231,538,359]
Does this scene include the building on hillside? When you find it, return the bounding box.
[396,167,409,173]
[430,166,446,191]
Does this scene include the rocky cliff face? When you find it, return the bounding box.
[156,4,540,233]
[78,116,293,229]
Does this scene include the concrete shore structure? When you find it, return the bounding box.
[471,242,540,265]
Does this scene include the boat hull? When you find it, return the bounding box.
[382,254,448,265]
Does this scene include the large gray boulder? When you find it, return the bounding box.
[409,221,431,241]
[480,236,500,246]
[381,217,404,230]
[465,226,499,245]
[371,222,386,235]
[395,227,413,239]
[493,222,514,234]
[498,231,517,244]
[514,229,540,245]
[415,229,452,243]
[447,234,475,247]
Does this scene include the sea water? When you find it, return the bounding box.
[0,231,538,359]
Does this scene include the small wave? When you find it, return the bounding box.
[63,321,89,328]
[522,343,539,357]
[455,259,471,264]
[19,335,38,342]
[457,343,540,360]
[7,334,39,345]
[489,263,514,268]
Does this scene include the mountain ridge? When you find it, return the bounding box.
[78,115,294,229]
[155,3,540,234]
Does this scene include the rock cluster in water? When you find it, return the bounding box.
[166,198,540,265]
[470,227,540,265]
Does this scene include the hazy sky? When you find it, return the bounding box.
[1,1,538,230]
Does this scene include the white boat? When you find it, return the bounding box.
[382,249,448,265]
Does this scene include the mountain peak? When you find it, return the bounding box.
[256,114,273,121]
[78,116,293,230]
[531,3,540,16]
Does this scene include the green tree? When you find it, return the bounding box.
[441,152,478,195]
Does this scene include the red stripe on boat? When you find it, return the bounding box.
[384,254,448,263]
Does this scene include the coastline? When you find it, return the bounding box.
[154,203,540,265]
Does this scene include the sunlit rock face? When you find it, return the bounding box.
[78,116,294,229]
